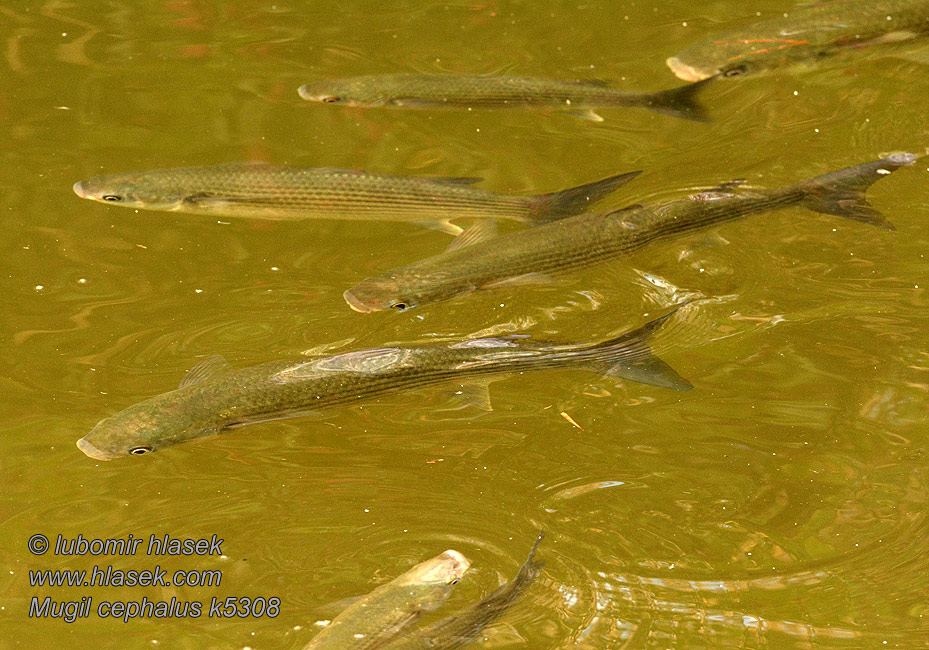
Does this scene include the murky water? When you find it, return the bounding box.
[2,1,928,648]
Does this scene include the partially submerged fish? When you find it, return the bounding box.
[303,549,471,650]
[382,532,544,650]
[77,307,691,460]
[344,154,915,313]
[73,164,639,235]
[667,0,929,81]
[298,73,714,122]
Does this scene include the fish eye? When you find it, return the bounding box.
[322,96,341,103]
[129,446,152,455]
[391,302,409,311]
[448,578,459,585]
[102,194,122,202]
[723,65,747,78]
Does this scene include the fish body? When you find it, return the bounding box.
[299,73,713,122]
[77,308,691,460]
[383,532,544,650]
[73,164,639,234]
[344,154,915,313]
[667,0,929,81]
[303,549,471,650]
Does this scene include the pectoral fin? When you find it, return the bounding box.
[483,272,555,289]
[566,109,605,122]
[179,355,231,388]
[415,219,465,236]
[444,221,498,252]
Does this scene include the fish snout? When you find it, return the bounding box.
[665,56,712,82]
[343,289,375,313]
[76,436,114,461]
[72,181,89,199]
[440,549,471,576]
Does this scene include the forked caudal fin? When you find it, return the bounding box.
[641,75,715,122]
[527,170,641,223]
[588,304,693,391]
[797,152,918,230]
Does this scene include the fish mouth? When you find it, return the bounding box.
[343,289,374,313]
[76,437,114,461]
[72,181,89,199]
[665,56,713,82]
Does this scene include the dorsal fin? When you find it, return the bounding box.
[570,79,610,87]
[445,220,499,252]
[179,355,230,388]
[437,176,484,186]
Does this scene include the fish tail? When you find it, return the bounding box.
[795,153,918,230]
[587,304,693,391]
[640,76,715,122]
[527,170,641,223]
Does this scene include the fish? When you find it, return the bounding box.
[76,307,692,460]
[343,153,916,313]
[72,164,640,235]
[303,549,471,650]
[298,73,714,122]
[382,532,544,650]
[667,0,929,81]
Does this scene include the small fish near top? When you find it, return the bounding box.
[72,163,639,235]
[302,549,470,650]
[667,0,929,81]
[298,73,715,122]
[76,306,692,460]
[344,154,917,313]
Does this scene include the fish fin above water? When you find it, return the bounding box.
[587,305,693,391]
[593,355,693,391]
[415,219,465,236]
[567,108,605,122]
[179,355,231,388]
[796,152,918,230]
[526,170,640,223]
[450,379,495,411]
[483,272,555,289]
[445,221,499,252]
[641,76,715,122]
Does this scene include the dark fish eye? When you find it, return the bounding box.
[102,194,122,202]
[129,446,152,455]
[391,302,408,311]
[322,96,341,103]
[724,65,747,78]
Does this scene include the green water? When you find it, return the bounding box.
[2,1,928,648]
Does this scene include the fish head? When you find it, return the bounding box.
[73,170,189,211]
[77,392,215,461]
[667,42,779,81]
[343,275,424,314]
[396,549,471,610]
[297,78,388,107]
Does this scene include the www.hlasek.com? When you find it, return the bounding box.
[26,533,280,623]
